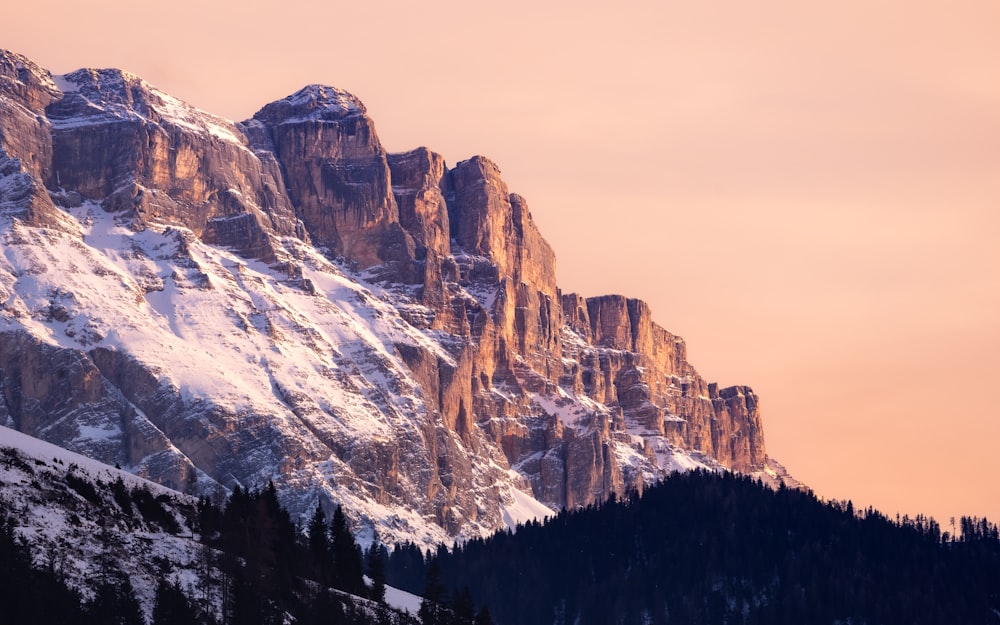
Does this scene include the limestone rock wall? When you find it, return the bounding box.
[0,52,58,180]
[0,50,774,540]
[247,86,414,269]
[387,147,451,259]
[0,51,70,230]
[447,157,556,296]
[43,67,302,261]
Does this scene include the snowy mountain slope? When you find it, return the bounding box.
[0,49,793,547]
[0,200,544,546]
[0,425,209,619]
[0,425,428,622]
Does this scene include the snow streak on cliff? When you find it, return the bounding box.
[0,50,791,546]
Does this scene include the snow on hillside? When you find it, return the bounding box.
[0,425,208,621]
[383,584,423,616]
[0,199,558,547]
[0,425,434,622]
[0,424,167,489]
[500,470,555,528]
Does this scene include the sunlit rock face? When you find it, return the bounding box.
[245,85,415,271]
[0,49,782,546]
[44,66,303,262]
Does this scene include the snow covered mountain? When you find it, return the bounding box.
[0,50,794,546]
[0,424,207,618]
[0,424,422,621]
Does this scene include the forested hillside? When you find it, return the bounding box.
[0,479,409,625]
[4,446,998,625]
[388,471,1000,625]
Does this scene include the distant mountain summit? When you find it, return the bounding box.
[252,84,368,123]
[0,49,794,545]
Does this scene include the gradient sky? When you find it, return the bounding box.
[4,1,998,527]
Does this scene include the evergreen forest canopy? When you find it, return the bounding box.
[0,482,407,625]
[1,470,998,625]
[386,471,1000,625]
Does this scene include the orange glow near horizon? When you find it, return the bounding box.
[2,0,998,526]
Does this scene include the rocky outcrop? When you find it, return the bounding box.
[387,147,454,311]
[0,331,196,489]
[246,86,414,270]
[387,147,451,259]
[0,50,778,545]
[0,51,72,230]
[448,157,556,296]
[45,68,301,262]
[0,52,58,179]
[0,332,115,448]
[561,294,765,471]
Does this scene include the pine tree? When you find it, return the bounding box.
[418,560,448,625]
[308,502,330,583]
[452,587,476,625]
[195,541,219,618]
[366,542,388,603]
[474,606,494,625]
[229,567,266,625]
[152,580,200,625]
[258,481,298,603]
[0,514,33,625]
[87,576,143,625]
[384,540,427,593]
[330,504,365,595]
[309,503,328,558]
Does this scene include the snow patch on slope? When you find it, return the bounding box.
[50,68,249,150]
[1,425,160,489]
[383,584,423,615]
[0,200,545,547]
[500,471,555,529]
[0,426,211,622]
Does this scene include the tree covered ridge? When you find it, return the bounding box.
[2,456,999,625]
[388,471,1000,625]
[0,477,410,625]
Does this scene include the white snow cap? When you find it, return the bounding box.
[251,84,366,124]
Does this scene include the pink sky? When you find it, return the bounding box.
[4,1,998,526]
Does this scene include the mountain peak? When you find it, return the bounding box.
[47,67,244,142]
[250,84,366,125]
[48,67,157,124]
[0,51,780,547]
[0,49,53,83]
[0,49,60,112]
[57,66,145,92]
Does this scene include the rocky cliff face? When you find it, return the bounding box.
[244,85,413,269]
[0,50,788,545]
[0,52,72,231]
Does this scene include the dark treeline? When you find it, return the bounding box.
[5,467,1000,624]
[0,481,409,625]
[387,470,1000,625]
[195,482,397,625]
[0,513,85,624]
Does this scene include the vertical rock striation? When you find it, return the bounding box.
[244,86,415,271]
[0,51,71,230]
[0,50,780,544]
[45,67,303,262]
